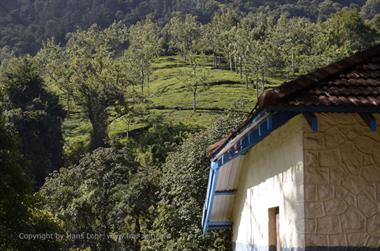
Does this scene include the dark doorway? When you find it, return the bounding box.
[269,207,280,251]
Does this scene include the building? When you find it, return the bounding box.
[202,45,380,251]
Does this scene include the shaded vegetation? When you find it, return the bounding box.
[0,114,62,250]
[1,57,65,188]
[0,0,378,55]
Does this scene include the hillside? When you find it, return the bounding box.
[63,55,282,153]
[0,0,378,54]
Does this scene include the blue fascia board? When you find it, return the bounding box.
[222,111,297,166]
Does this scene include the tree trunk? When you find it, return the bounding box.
[256,78,259,101]
[127,120,130,138]
[87,100,108,150]
[146,73,150,97]
[99,222,111,251]
[193,91,197,112]
[233,55,236,72]
[66,91,71,115]
[229,52,233,71]
[141,71,144,96]
[245,64,249,89]
[98,190,111,251]
[239,57,243,79]
[291,49,295,77]
[251,64,255,88]
[134,217,141,251]
[262,71,266,94]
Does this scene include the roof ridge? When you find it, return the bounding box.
[259,44,380,108]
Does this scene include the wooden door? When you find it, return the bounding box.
[276,212,280,251]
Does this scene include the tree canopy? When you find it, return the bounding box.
[1,57,65,187]
[38,24,134,149]
[0,114,62,250]
[0,0,377,55]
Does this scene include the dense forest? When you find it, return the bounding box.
[1,1,380,250]
[0,0,379,54]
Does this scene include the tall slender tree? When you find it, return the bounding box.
[211,9,238,71]
[126,17,161,96]
[165,13,201,66]
[178,60,210,112]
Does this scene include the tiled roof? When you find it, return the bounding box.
[259,44,380,109]
[208,44,380,156]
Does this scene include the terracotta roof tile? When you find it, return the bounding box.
[266,45,380,109]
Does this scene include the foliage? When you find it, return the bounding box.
[39,147,139,250]
[126,17,162,96]
[112,165,160,251]
[129,116,195,166]
[0,56,65,188]
[0,114,62,250]
[142,111,246,250]
[40,116,193,250]
[37,24,134,149]
[0,113,30,249]
[178,63,211,112]
[0,0,377,55]
[368,14,380,35]
[319,8,376,53]
[165,13,201,64]
[361,0,380,19]
[206,9,239,71]
[0,46,14,68]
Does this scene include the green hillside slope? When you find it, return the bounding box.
[62,55,282,153]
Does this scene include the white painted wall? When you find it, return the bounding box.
[232,115,305,249]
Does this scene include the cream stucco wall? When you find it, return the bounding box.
[303,113,380,248]
[232,115,305,249]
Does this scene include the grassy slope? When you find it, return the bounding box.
[62,55,282,152]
